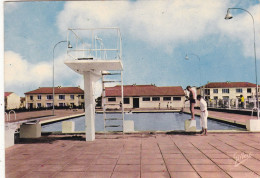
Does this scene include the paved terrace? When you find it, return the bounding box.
[5,109,85,123]
[183,108,258,126]
[5,133,260,178]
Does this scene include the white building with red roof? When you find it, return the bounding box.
[4,92,21,110]
[199,82,259,100]
[24,86,84,109]
[104,84,185,110]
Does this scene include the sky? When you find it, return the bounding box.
[3,0,260,98]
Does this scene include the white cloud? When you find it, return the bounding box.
[57,0,260,58]
[4,51,83,96]
[4,51,52,86]
[4,51,52,95]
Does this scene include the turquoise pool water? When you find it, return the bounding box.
[41,113,244,132]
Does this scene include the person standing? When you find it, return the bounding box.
[197,95,208,136]
[186,86,196,120]
[240,95,245,109]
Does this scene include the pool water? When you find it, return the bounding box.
[42,113,245,132]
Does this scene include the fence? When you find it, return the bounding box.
[207,98,257,110]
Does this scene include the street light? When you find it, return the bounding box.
[52,41,72,115]
[185,53,203,95]
[225,8,259,119]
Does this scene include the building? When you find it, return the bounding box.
[4,92,21,110]
[104,85,185,110]
[198,82,260,100]
[24,86,84,109]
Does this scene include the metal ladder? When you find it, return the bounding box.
[102,70,124,133]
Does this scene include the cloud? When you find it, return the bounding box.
[4,51,52,95]
[57,1,226,50]
[4,51,52,86]
[4,51,85,97]
[57,0,260,58]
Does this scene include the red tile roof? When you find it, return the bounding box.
[5,92,13,97]
[25,87,84,94]
[204,82,258,88]
[105,85,185,97]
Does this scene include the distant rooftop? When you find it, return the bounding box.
[204,82,258,88]
[4,92,13,97]
[105,85,185,97]
[25,87,84,95]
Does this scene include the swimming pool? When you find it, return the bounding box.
[41,112,245,132]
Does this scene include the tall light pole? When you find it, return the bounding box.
[185,53,203,96]
[52,41,72,115]
[225,8,259,119]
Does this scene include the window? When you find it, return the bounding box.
[108,97,116,102]
[213,89,218,93]
[123,97,130,104]
[30,95,33,100]
[214,96,218,100]
[46,103,53,107]
[205,89,210,95]
[223,96,229,100]
[152,97,160,101]
[70,95,74,100]
[236,88,242,93]
[247,88,252,93]
[163,97,171,101]
[37,95,41,100]
[81,95,84,99]
[59,95,65,100]
[173,97,181,101]
[47,95,53,100]
[59,103,65,107]
[222,89,229,93]
[142,97,150,101]
[37,103,41,108]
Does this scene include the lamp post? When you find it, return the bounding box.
[52,41,72,115]
[225,8,259,119]
[185,53,203,96]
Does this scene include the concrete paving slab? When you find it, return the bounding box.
[4,133,260,178]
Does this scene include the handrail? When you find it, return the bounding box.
[9,110,16,121]
[5,112,8,122]
[67,27,122,61]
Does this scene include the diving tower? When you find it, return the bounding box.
[64,28,124,141]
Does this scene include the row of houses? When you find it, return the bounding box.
[5,86,84,110]
[4,82,260,110]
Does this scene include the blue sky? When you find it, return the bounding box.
[3,0,260,97]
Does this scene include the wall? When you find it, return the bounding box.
[203,87,257,100]
[25,93,84,109]
[105,96,185,110]
[6,93,20,110]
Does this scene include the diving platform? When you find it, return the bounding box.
[64,27,124,141]
[64,60,123,75]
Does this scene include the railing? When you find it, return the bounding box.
[207,98,258,110]
[66,27,122,61]
[5,110,17,122]
[5,112,8,122]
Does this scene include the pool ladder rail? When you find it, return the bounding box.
[101,71,124,133]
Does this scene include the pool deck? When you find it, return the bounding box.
[5,133,260,178]
[183,108,258,127]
